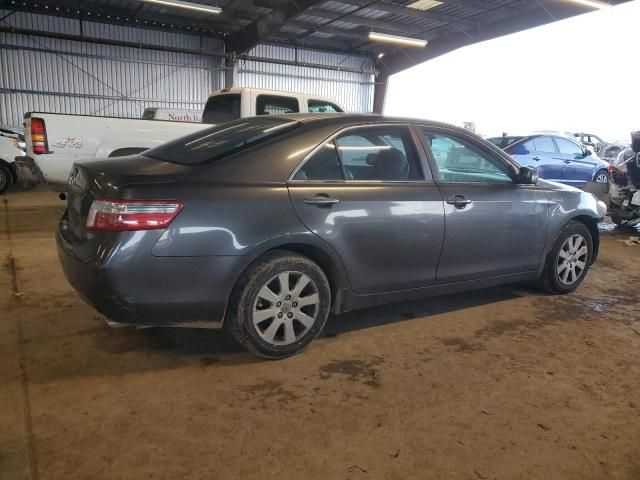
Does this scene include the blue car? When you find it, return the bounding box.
[487,134,609,188]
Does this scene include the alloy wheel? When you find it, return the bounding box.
[556,234,588,286]
[252,271,320,346]
[595,172,609,183]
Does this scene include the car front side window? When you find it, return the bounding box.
[421,130,513,184]
[555,138,583,157]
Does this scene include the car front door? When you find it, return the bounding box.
[417,127,549,283]
[287,124,445,294]
[555,136,595,186]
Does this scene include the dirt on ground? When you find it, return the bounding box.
[1,187,639,480]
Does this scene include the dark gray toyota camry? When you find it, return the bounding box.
[57,114,607,358]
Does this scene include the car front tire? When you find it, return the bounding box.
[539,221,593,294]
[226,251,331,359]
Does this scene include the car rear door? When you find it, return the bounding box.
[417,127,549,283]
[531,136,564,182]
[287,123,445,294]
[555,136,595,186]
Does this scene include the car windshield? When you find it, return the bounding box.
[144,117,300,165]
[487,136,524,148]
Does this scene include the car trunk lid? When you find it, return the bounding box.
[65,155,190,239]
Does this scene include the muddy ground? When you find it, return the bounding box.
[1,187,639,480]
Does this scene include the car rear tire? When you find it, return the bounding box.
[226,251,331,359]
[539,221,593,294]
[0,163,14,194]
[593,169,609,184]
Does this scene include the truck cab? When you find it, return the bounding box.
[202,88,343,124]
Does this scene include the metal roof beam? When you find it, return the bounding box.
[225,0,329,53]
[300,8,427,35]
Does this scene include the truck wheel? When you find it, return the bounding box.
[0,163,14,194]
[539,221,593,294]
[610,214,628,227]
[226,251,331,359]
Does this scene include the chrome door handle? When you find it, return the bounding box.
[304,196,340,206]
[532,156,541,161]
[446,195,472,209]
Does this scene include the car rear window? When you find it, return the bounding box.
[144,117,300,165]
[202,94,241,124]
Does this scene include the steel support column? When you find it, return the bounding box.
[373,71,388,114]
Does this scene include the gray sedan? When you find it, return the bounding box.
[57,114,606,358]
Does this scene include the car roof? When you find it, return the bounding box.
[267,113,478,134]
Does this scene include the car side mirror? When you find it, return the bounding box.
[582,149,592,157]
[518,166,539,185]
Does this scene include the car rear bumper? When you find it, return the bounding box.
[56,224,247,329]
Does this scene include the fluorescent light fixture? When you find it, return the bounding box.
[369,31,427,47]
[406,0,443,11]
[140,0,221,15]
[566,0,610,9]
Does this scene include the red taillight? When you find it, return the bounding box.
[30,117,48,155]
[86,199,183,232]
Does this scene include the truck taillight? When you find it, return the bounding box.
[30,117,49,155]
[86,199,184,232]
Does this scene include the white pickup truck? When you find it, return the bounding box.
[23,88,343,189]
[0,126,25,194]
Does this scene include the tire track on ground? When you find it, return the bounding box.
[2,196,39,480]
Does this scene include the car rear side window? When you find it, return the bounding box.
[256,95,299,115]
[294,142,343,180]
[202,94,241,124]
[144,117,299,165]
[307,100,343,113]
[294,126,423,181]
[532,136,556,153]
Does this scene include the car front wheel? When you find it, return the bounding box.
[227,251,331,359]
[540,221,593,294]
[594,169,609,184]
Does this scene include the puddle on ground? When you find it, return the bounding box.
[319,358,383,388]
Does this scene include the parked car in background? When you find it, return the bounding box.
[57,114,605,358]
[573,132,626,163]
[488,133,609,188]
[0,126,25,194]
[22,88,344,189]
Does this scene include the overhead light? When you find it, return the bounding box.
[406,0,443,11]
[140,0,221,14]
[566,0,610,9]
[369,32,427,47]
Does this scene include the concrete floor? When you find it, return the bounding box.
[2,187,640,480]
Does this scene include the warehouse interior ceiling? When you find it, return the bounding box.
[0,0,633,75]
